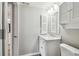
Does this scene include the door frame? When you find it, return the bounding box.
[2,2,20,56]
[12,2,20,56]
[2,2,8,56]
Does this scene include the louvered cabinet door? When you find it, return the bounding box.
[60,2,79,29]
[60,2,73,25]
[59,3,68,24]
[72,2,79,23]
[73,2,79,18]
[67,2,73,11]
[60,11,72,24]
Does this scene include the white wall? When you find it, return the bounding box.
[60,26,79,49]
[19,5,43,55]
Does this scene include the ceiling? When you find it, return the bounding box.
[22,2,63,10]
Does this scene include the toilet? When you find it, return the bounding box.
[60,43,79,56]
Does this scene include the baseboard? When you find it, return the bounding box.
[22,52,41,56]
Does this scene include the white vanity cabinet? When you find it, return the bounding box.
[71,2,79,24]
[73,2,79,20]
[39,35,61,56]
[60,2,79,29]
[60,2,73,25]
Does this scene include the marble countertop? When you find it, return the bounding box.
[39,34,61,41]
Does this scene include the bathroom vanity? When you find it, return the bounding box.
[39,34,61,56]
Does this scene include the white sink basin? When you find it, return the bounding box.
[39,34,61,40]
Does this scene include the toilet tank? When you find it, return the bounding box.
[60,43,79,56]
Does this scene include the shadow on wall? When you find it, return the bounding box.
[60,25,79,49]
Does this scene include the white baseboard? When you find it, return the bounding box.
[22,52,41,56]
